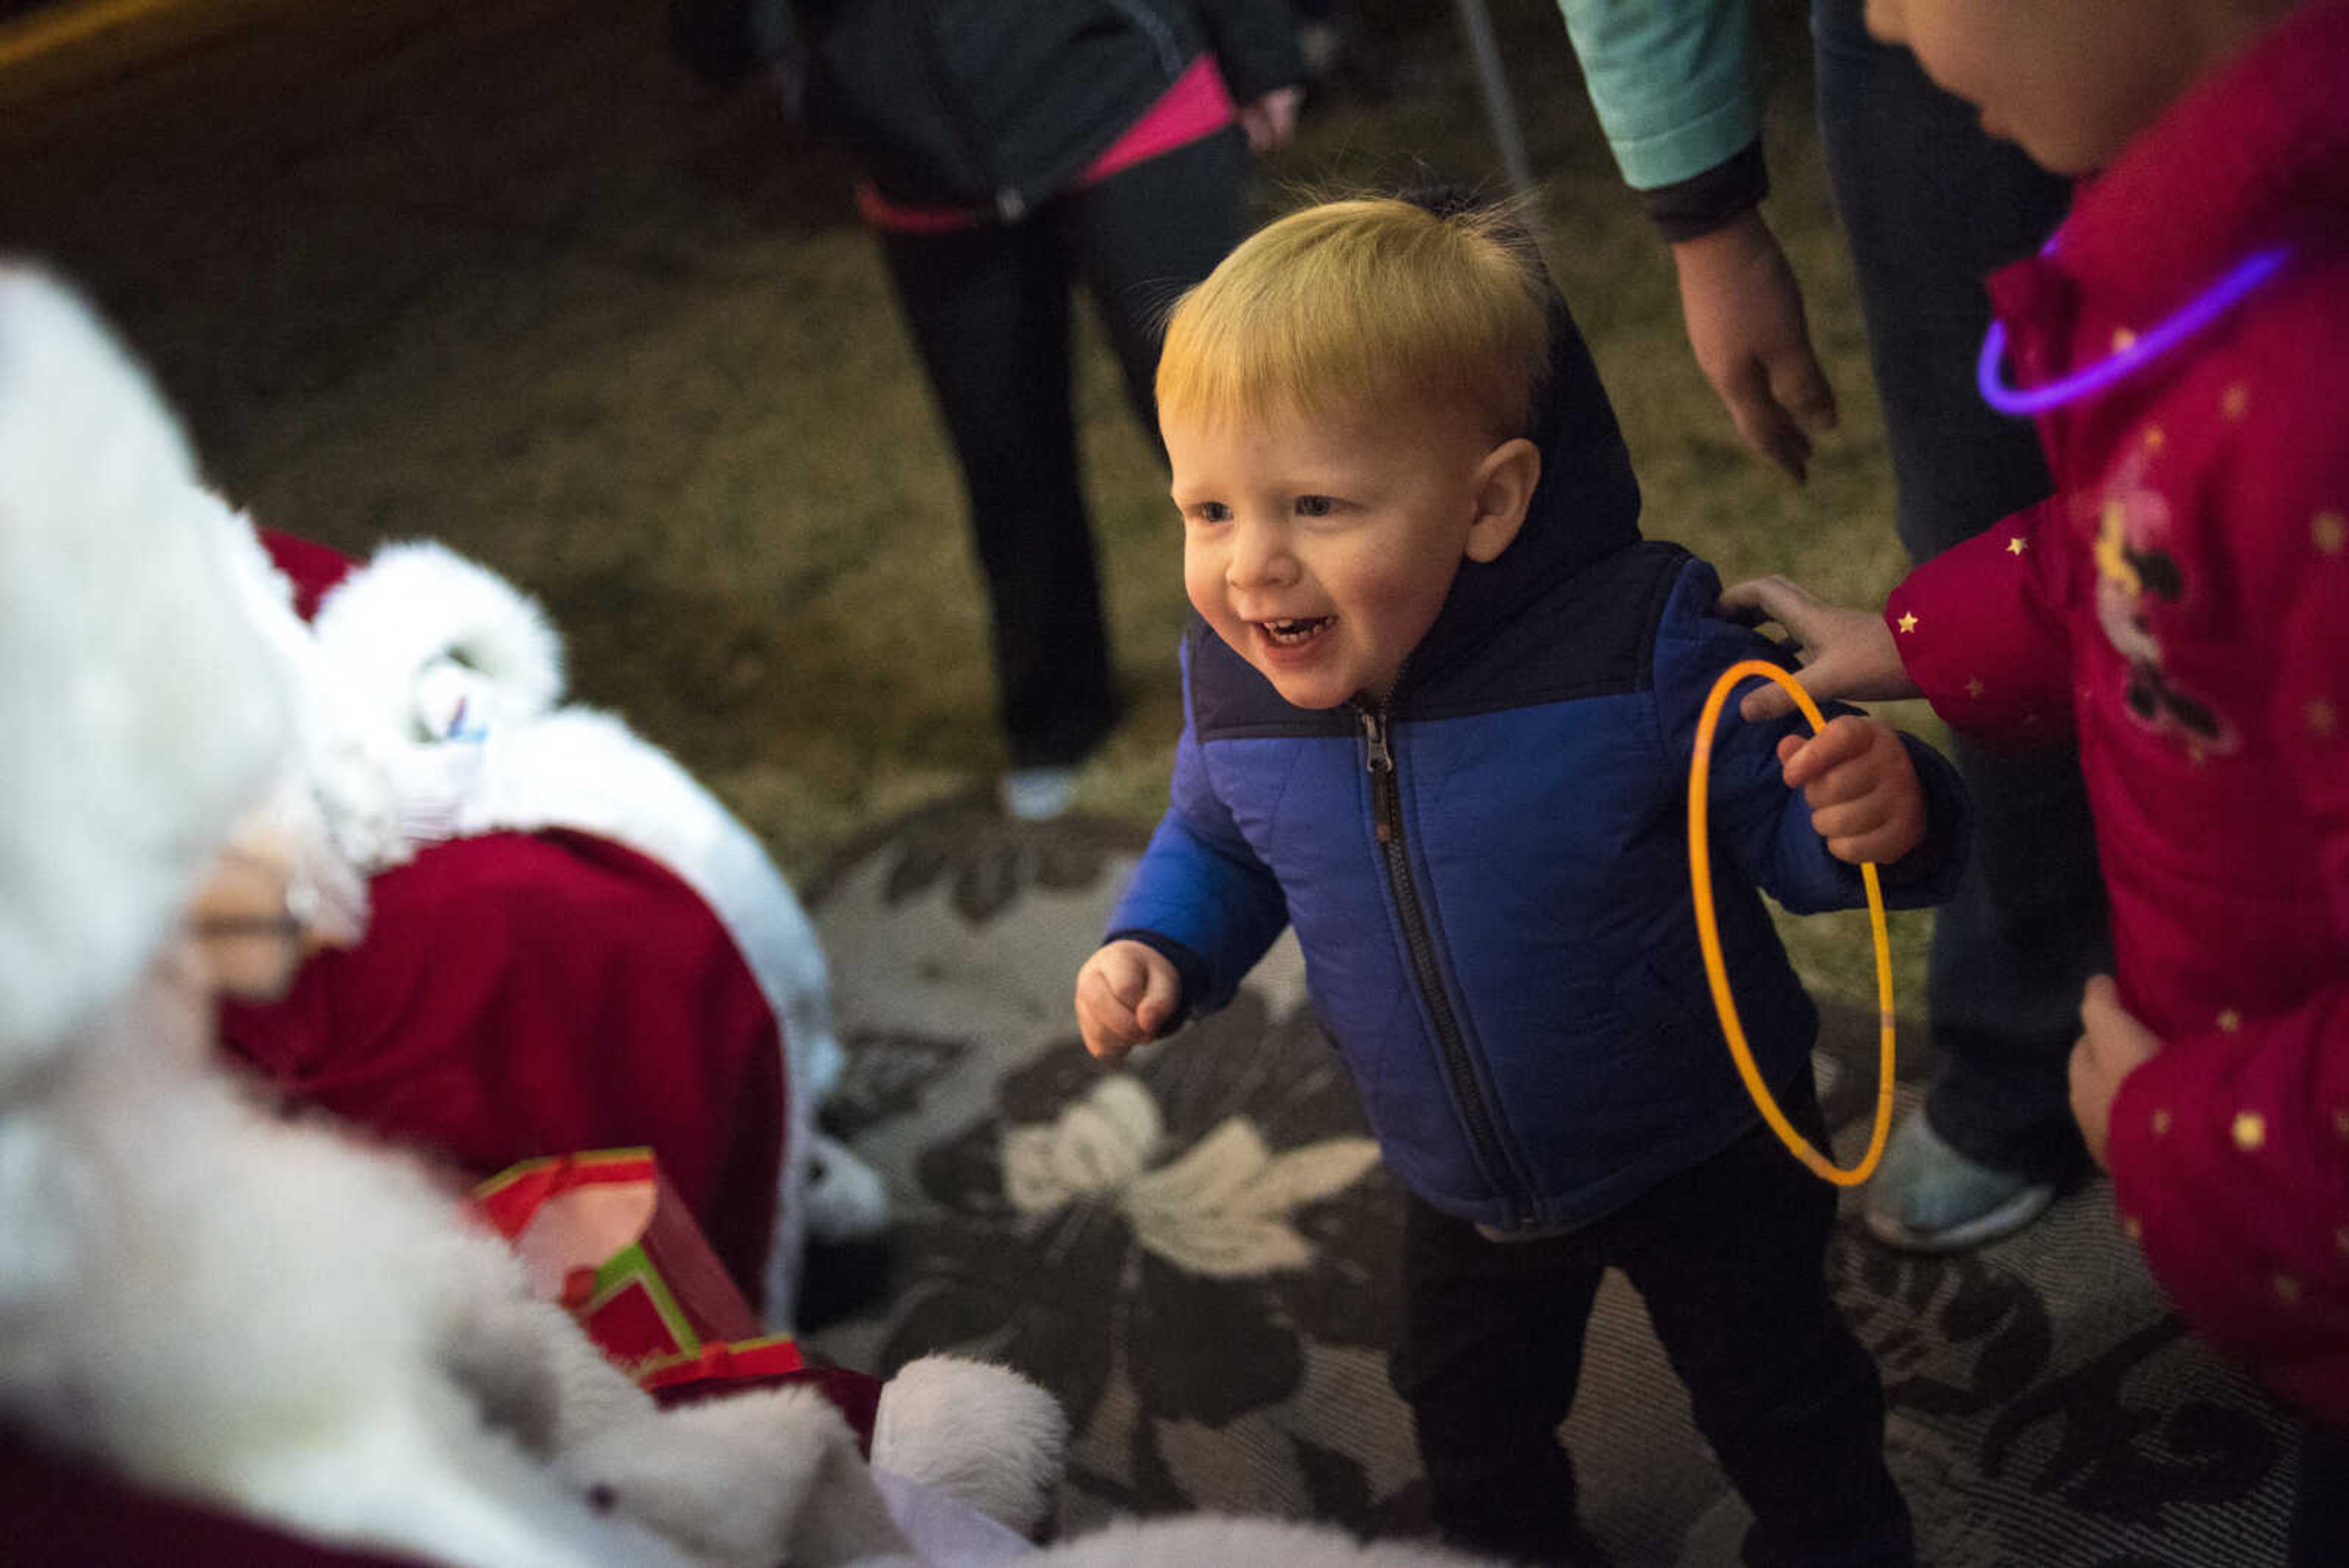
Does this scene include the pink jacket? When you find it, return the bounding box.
[1887,1,2349,1424]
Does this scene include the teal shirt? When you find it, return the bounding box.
[1555,0,1761,191]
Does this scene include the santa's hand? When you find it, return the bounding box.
[1075,940,1180,1062]
[2070,975,2163,1170]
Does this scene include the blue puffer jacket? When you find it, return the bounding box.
[1107,305,1968,1232]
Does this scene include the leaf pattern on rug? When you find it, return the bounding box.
[1981,1317,2279,1529]
[806,803,2302,1564]
[873,809,1125,926]
[821,1027,969,1140]
[871,997,1399,1440]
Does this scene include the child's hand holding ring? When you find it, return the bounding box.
[1777,715,1924,865]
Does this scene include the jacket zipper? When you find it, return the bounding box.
[1356,702,1529,1219]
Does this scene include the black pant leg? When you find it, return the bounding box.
[1615,1080,1914,1568]
[1919,729,2109,1178]
[1389,1194,1609,1566]
[1059,126,1249,447]
[2291,1419,2349,1567]
[1812,0,2106,1183]
[878,217,1117,769]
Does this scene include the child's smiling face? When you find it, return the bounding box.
[1862,0,2253,176]
[1167,395,1537,711]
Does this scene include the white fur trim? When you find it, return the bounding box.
[1,975,711,1567]
[872,1356,1069,1539]
[0,266,292,1069]
[0,265,917,1568]
[561,1386,908,1564]
[425,704,845,1323]
[209,500,415,880]
[1031,1517,1507,1565]
[240,530,850,1325]
[311,539,564,743]
[804,1131,890,1244]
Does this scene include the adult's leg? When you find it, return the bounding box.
[2290,1419,2349,1568]
[1620,1078,1913,1568]
[1388,1194,1612,1566]
[1058,127,1249,454]
[878,220,1119,771]
[1813,0,2108,1225]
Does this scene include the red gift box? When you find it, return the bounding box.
[472,1148,761,1373]
[638,1333,806,1394]
[639,1337,883,1455]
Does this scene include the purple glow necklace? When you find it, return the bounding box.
[1977,245,2292,416]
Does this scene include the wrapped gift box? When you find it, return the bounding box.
[473,1148,761,1370]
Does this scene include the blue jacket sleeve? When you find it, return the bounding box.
[1651,560,1970,915]
[1103,648,1291,1023]
[1554,0,1762,191]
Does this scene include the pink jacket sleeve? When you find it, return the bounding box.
[1885,496,2078,749]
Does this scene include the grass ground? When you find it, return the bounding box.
[0,0,1937,1017]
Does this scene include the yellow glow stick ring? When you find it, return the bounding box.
[1688,660,1896,1186]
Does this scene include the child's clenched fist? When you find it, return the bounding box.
[1074,938,1182,1062]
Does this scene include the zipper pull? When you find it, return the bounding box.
[1358,705,1393,774]
[1358,705,1398,844]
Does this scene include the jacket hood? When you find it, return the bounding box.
[1394,286,1643,702]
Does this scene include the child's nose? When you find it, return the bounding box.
[1225,519,1297,587]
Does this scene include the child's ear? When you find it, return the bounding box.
[1463,437,1542,564]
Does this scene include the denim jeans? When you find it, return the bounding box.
[1811,0,2109,1183]
[2294,1419,2349,1567]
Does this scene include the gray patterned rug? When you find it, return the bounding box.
[800,795,2300,1566]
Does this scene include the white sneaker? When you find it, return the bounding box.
[1863,1112,2055,1254]
[1000,765,1077,822]
[803,1132,890,1243]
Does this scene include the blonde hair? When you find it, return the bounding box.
[1156,195,1553,442]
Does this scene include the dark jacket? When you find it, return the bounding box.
[1107,303,1968,1231]
[790,0,1303,217]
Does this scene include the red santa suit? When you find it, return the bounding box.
[215,530,856,1322]
[1885,1,2349,1423]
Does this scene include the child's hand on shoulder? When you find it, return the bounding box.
[1716,575,1916,721]
[1075,939,1181,1063]
[1777,715,1924,865]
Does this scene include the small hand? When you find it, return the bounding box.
[1671,210,1839,485]
[1776,715,1924,864]
[2070,975,2163,1170]
[1716,574,1918,721]
[1074,939,1181,1063]
[1236,86,1305,153]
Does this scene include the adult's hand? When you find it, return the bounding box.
[1236,85,1304,153]
[1716,574,1917,721]
[1671,209,1839,484]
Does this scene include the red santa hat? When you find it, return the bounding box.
[0,264,298,1068]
